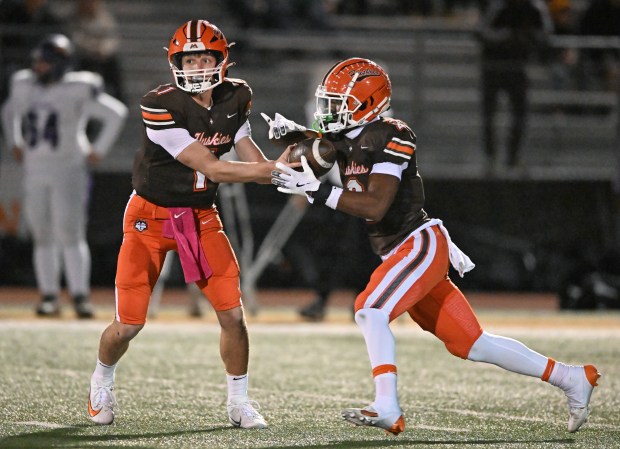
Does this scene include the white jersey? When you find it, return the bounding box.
[1,69,127,176]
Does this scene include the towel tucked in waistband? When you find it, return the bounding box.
[162,207,212,283]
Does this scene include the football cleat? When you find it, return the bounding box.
[299,298,326,322]
[88,378,117,425]
[227,396,267,429]
[73,295,95,319]
[36,295,60,317]
[342,404,405,435]
[564,365,601,432]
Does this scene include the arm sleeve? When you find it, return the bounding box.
[84,92,128,157]
[1,99,16,147]
[234,120,251,144]
[1,74,26,148]
[146,127,197,159]
[371,162,408,180]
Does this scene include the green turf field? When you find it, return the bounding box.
[1,315,619,449]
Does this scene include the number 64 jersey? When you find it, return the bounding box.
[1,69,127,176]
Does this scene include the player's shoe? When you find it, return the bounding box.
[73,295,95,319]
[88,378,117,425]
[342,404,405,435]
[299,298,326,321]
[563,364,601,432]
[227,396,267,429]
[35,295,60,317]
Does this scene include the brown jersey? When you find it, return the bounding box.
[133,78,252,207]
[324,117,429,256]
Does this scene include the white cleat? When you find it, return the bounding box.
[227,396,267,429]
[564,365,601,432]
[88,378,117,425]
[342,404,405,435]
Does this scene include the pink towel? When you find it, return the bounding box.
[163,207,212,283]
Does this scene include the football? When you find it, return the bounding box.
[287,138,337,178]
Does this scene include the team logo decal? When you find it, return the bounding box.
[134,219,148,232]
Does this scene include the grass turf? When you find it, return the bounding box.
[0,313,619,449]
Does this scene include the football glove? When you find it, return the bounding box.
[271,156,320,203]
[261,112,307,139]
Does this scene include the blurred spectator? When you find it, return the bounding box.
[68,0,124,102]
[476,0,552,173]
[548,0,579,90]
[334,0,369,14]
[227,0,334,30]
[578,0,620,91]
[0,0,65,103]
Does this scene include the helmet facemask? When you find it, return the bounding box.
[167,20,230,95]
[314,85,362,133]
[170,50,226,94]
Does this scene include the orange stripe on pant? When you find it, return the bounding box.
[115,195,241,325]
[355,226,448,321]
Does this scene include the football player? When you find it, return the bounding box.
[270,58,600,434]
[87,20,289,428]
[1,34,127,318]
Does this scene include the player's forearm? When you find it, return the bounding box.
[205,159,275,184]
[88,95,128,157]
[334,190,392,222]
[178,143,274,184]
[330,175,399,222]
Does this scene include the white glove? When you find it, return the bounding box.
[261,112,307,139]
[271,156,320,202]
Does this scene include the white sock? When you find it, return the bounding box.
[374,373,400,411]
[354,308,395,367]
[34,245,61,295]
[92,359,116,385]
[547,361,572,389]
[63,241,91,296]
[467,331,548,378]
[226,373,248,400]
[355,309,400,410]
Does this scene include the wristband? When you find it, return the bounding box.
[309,183,332,205]
[325,186,343,210]
[311,184,343,209]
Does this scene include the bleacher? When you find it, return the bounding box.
[5,1,620,179]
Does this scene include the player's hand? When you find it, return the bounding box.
[12,146,23,163]
[261,112,307,139]
[87,151,102,166]
[271,156,320,202]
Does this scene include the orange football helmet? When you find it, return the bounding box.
[167,20,230,93]
[314,58,392,133]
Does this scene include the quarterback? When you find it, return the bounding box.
[87,20,287,429]
[271,57,601,435]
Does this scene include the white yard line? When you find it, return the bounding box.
[13,421,74,429]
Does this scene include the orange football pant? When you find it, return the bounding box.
[115,194,241,324]
[355,225,483,359]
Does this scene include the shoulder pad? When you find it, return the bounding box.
[63,71,104,89]
[225,77,249,87]
[147,84,177,96]
[11,69,35,84]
